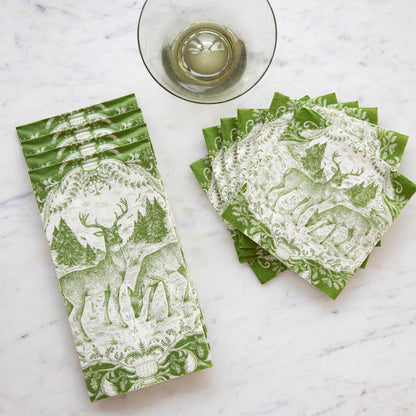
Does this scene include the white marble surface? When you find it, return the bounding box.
[1,0,416,414]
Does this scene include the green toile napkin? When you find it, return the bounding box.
[234,97,385,261]
[191,92,390,286]
[222,106,416,299]
[16,93,139,141]
[193,94,362,282]
[21,109,145,157]
[228,96,373,277]
[17,96,212,402]
[232,97,384,259]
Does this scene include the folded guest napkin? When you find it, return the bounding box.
[17,95,212,402]
[191,92,415,298]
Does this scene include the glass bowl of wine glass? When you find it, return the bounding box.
[138,0,277,104]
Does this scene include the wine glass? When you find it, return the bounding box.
[138,0,277,104]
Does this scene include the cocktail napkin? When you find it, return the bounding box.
[222,106,415,298]
[234,96,385,259]
[191,91,415,298]
[193,94,356,282]
[195,93,373,281]
[16,95,212,401]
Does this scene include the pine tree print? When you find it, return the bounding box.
[51,218,85,267]
[130,207,148,243]
[84,243,97,265]
[147,199,168,243]
[345,182,378,208]
[301,143,327,174]
[130,199,168,244]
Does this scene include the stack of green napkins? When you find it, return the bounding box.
[191,92,415,299]
[16,94,212,402]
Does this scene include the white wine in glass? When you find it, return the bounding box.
[162,22,246,92]
[138,0,277,103]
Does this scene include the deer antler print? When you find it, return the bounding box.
[331,151,341,175]
[79,213,106,230]
[330,151,365,186]
[114,198,128,224]
[349,166,365,178]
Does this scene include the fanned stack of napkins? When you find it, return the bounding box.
[16,94,212,402]
[191,92,416,299]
